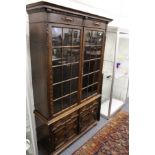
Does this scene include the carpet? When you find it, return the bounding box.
[73,111,129,155]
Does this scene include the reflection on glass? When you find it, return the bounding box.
[71,63,79,78]
[85,30,104,45]
[62,48,79,64]
[53,66,62,83]
[93,84,98,93]
[82,88,87,99]
[89,60,95,72]
[91,31,97,45]
[95,60,100,70]
[83,62,89,74]
[87,84,97,97]
[53,84,62,99]
[87,86,93,96]
[73,29,80,45]
[89,73,94,85]
[90,47,97,59]
[85,31,91,45]
[52,27,62,46]
[62,48,71,64]
[71,47,80,62]
[84,46,101,60]
[84,46,91,60]
[63,96,70,108]
[70,79,78,92]
[94,72,99,82]
[93,84,97,94]
[92,31,103,45]
[63,28,72,46]
[70,93,77,105]
[97,31,103,45]
[82,75,89,88]
[54,99,62,113]
[96,49,101,58]
[51,27,81,113]
[52,48,62,65]
[82,83,98,100]
[62,81,70,96]
[62,65,71,81]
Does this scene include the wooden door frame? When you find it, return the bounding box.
[48,23,84,118]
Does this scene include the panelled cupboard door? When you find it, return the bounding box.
[82,28,105,100]
[49,24,83,115]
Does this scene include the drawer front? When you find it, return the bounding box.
[79,101,99,132]
[48,13,83,26]
[79,112,90,132]
[79,104,90,114]
[89,102,98,123]
[53,127,66,150]
[50,111,78,150]
[51,119,65,132]
[85,19,106,29]
[66,118,78,140]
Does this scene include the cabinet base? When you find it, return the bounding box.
[38,121,97,155]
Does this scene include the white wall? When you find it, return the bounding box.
[26,13,38,155]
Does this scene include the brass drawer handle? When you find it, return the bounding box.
[64,17,73,22]
[94,22,100,26]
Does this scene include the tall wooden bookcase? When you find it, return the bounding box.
[26,1,112,154]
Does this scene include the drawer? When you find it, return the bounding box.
[66,119,78,140]
[89,102,98,123]
[79,112,90,132]
[51,119,65,132]
[79,101,99,132]
[85,19,106,29]
[48,13,83,26]
[51,111,78,131]
[65,111,78,122]
[79,104,90,114]
[52,127,66,150]
[50,111,78,149]
[80,100,98,114]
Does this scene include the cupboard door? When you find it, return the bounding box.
[53,127,66,150]
[89,102,98,124]
[66,118,78,140]
[82,29,105,100]
[51,25,82,114]
[79,113,90,132]
[51,112,78,149]
[79,101,99,132]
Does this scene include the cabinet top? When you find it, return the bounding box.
[26,1,112,23]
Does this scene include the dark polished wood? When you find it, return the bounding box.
[29,22,51,118]
[85,19,106,29]
[48,13,83,26]
[26,1,112,22]
[34,94,101,125]
[27,1,112,154]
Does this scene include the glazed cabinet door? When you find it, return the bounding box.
[49,24,82,116]
[81,28,105,100]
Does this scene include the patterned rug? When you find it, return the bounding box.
[73,111,129,155]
